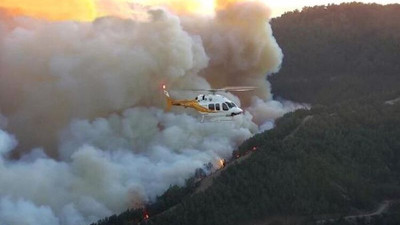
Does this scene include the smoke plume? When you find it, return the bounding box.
[0,1,298,224]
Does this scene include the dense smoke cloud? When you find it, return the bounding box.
[0,9,211,153]
[247,97,310,125]
[0,1,298,224]
[186,1,283,102]
[0,110,255,225]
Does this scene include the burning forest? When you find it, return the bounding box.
[0,0,304,224]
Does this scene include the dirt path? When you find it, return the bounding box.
[344,200,391,220]
[385,96,400,105]
[283,115,313,141]
[317,200,395,224]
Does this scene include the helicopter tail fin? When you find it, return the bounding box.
[165,92,173,111]
[162,85,173,111]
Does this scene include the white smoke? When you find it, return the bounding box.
[0,109,255,225]
[0,10,212,153]
[0,1,301,224]
[0,197,60,225]
[0,129,17,157]
[181,1,284,104]
[247,97,310,126]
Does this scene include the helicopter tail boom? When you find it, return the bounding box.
[162,84,217,113]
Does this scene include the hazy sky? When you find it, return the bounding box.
[265,0,400,17]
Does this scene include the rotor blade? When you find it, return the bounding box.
[178,89,218,92]
[174,86,257,93]
[222,86,257,92]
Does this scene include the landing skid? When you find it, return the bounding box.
[200,115,235,123]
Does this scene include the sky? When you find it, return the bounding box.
[266,0,400,17]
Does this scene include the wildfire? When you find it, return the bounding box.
[218,159,226,168]
[0,0,269,21]
[143,209,150,220]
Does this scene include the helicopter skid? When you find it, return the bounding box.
[200,114,239,123]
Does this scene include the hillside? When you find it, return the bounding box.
[91,3,400,225]
[270,2,400,105]
[143,99,400,225]
[92,96,400,225]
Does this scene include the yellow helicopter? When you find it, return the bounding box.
[162,84,255,121]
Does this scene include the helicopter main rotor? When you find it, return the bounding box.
[178,86,256,94]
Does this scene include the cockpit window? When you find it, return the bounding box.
[208,104,215,110]
[226,102,234,108]
[222,103,229,111]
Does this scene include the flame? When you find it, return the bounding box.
[218,159,225,168]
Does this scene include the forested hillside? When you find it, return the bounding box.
[93,95,400,225]
[270,3,400,104]
[144,99,400,225]
[92,3,400,225]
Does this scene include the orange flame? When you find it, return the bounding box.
[218,159,225,168]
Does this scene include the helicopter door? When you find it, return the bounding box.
[215,103,221,111]
[222,103,229,111]
[208,104,215,110]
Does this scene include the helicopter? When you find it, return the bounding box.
[162,84,255,122]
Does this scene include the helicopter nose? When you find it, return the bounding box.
[230,108,243,117]
[236,108,243,114]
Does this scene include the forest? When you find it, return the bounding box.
[91,3,400,225]
[270,2,400,105]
